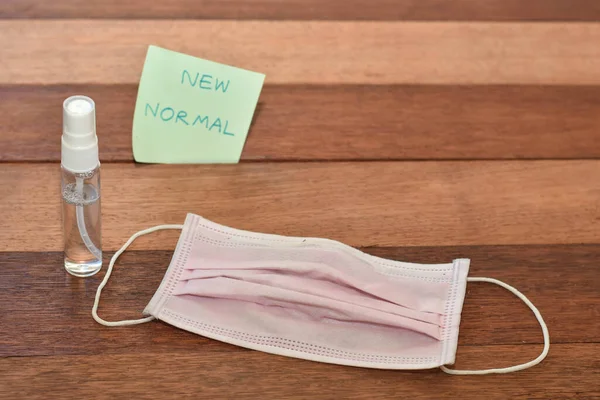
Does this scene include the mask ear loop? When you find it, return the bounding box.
[92,224,184,327]
[441,277,550,375]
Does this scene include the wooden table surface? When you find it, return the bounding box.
[1,1,600,399]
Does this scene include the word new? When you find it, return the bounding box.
[181,70,230,93]
[145,103,235,136]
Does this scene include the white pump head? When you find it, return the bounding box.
[62,95,99,173]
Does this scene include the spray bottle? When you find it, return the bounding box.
[61,95,102,277]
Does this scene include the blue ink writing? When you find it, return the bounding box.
[193,114,209,129]
[223,120,235,136]
[160,107,175,121]
[181,70,199,86]
[145,103,159,117]
[145,102,236,137]
[199,74,212,90]
[181,70,231,93]
[215,79,230,93]
[209,118,222,133]
[176,111,189,125]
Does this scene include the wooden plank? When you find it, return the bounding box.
[3,21,600,84]
[3,0,600,21]
[1,246,597,357]
[2,161,599,251]
[3,84,600,162]
[1,344,597,399]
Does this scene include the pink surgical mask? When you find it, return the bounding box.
[93,213,549,375]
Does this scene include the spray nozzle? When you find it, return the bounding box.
[63,96,96,144]
[62,95,99,173]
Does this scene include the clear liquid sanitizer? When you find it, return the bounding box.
[61,95,102,277]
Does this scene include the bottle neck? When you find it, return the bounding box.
[61,134,99,174]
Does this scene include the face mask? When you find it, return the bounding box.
[93,213,549,375]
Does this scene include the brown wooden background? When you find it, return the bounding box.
[1,1,599,399]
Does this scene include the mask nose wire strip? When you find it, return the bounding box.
[441,277,550,375]
[92,224,185,327]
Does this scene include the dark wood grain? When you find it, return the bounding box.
[2,161,600,252]
[3,85,600,162]
[2,0,600,21]
[1,344,598,399]
[1,246,598,357]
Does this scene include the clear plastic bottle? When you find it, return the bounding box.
[61,95,102,277]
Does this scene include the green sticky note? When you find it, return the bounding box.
[132,45,265,163]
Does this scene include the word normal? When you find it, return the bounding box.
[145,103,235,136]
